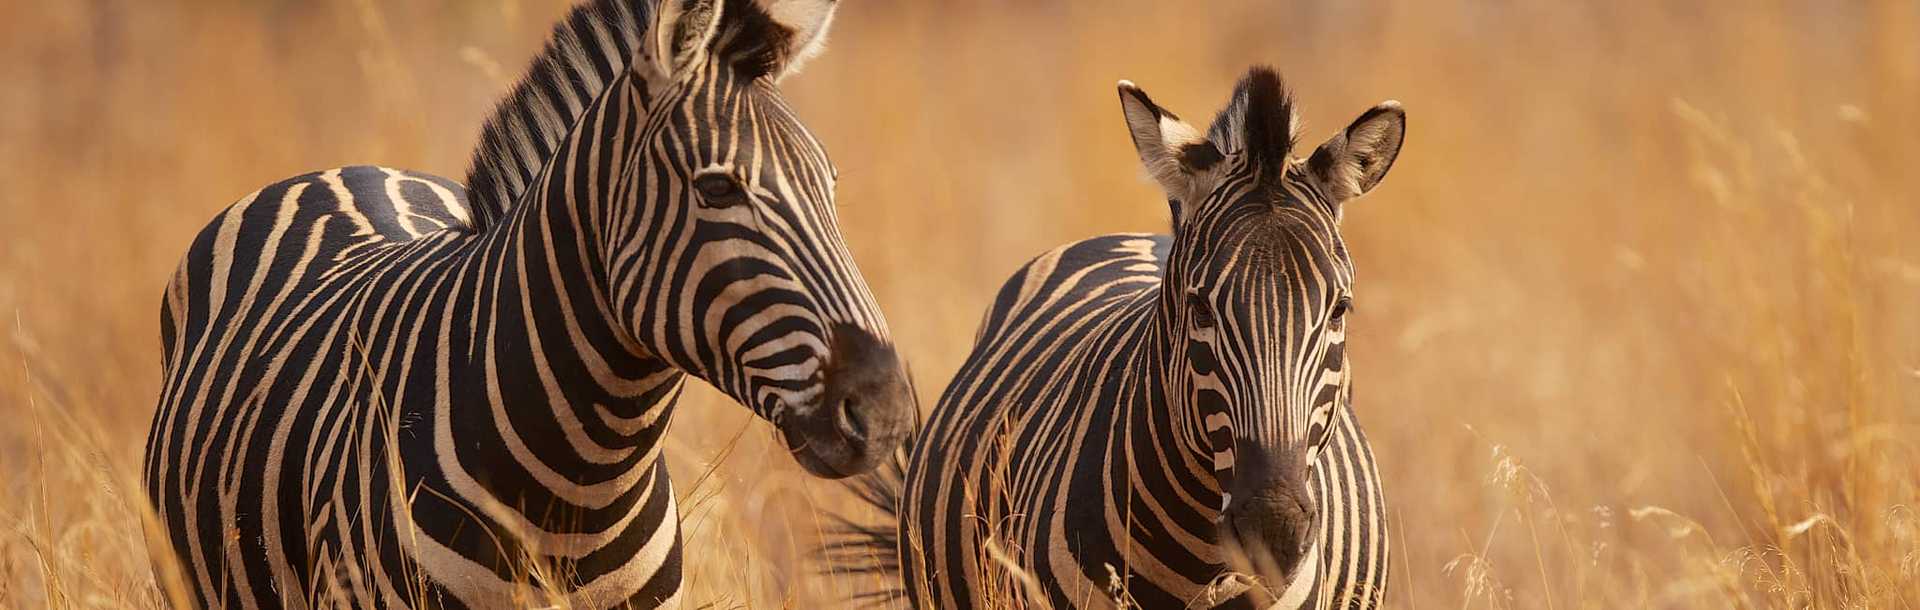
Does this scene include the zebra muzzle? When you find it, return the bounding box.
[1219,446,1319,600]
[779,323,914,479]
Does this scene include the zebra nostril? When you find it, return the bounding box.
[839,396,869,440]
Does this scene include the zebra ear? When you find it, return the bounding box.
[1306,101,1406,205]
[644,0,726,81]
[754,0,839,81]
[1118,80,1219,227]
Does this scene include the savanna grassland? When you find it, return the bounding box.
[0,1,1915,608]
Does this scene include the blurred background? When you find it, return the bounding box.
[1,1,1915,608]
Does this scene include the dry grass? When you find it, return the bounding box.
[1,1,1916,608]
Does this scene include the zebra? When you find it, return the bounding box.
[829,67,1404,609]
[141,0,914,607]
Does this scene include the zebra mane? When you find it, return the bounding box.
[1208,66,1301,172]
[461,0,837,231]
[463,0,650,231]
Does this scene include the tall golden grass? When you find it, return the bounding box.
[1,1,1914,608]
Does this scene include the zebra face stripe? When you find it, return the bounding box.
[1167,155,1354,602]
[606,60,912,479]
[1121,68,1406,597]
[1171,195,1352,491]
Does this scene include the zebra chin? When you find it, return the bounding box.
[1221,524,1323,609]
[777,322,915,479]
[1218,444,1322,605]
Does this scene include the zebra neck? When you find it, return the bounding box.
[1069,300,1239,601]
[457,69,687,472]
[1121,317,1228,522]
[1147,301,1224,480]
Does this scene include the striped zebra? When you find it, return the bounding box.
[142,0,914,607]
[832,68,1404,609]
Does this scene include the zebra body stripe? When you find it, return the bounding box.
[145,1,916,608]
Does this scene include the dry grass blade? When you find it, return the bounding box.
[1,0,1916,608]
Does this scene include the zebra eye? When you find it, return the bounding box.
[1328,297,1352,329]
[693,174,747,208]
[1187,294,1215,330]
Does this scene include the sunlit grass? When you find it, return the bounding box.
[1,0,1915,608]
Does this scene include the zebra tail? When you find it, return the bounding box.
[816,433,911,607]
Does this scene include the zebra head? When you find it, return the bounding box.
[606,0,912,479]
[1118,68,1404,600]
